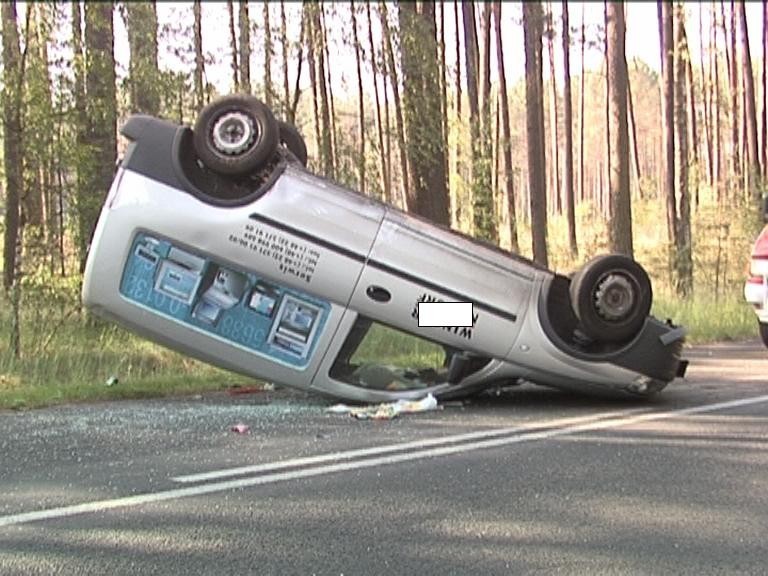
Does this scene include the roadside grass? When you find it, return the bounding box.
[652,294,757,344]
[0,296,254,410]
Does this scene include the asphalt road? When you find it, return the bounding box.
[1,341,768,575]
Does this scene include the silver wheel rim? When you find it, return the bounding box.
[211,112,256,155]
[594,274,635,321]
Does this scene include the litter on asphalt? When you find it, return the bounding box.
[326,394,439,420]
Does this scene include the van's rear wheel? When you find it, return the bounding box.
[759,322,768,348]
[193,95,279,177]
[570,255,652,343]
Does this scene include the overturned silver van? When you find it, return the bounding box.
[82,95,687,403]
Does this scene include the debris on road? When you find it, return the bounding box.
[326,394,439,420]
[229,423,251,434]
[226,382,276,395]
[105,375,119,387]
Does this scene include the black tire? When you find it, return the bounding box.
[193,94,279,177]
[759,322,768,348]
[278,121,308,167]
[569,254,652,343]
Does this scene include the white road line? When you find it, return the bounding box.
[2,394,768,529]
[172,407,652,483]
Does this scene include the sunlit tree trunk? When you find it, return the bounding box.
[305,4,322,169]
[737,0,760,196]
[264,1,273,107]
[125,1,159,115]
[193,1,205,112]
[523,1,548,267]
[493,1,519,252]
[319,5,338,174]
[726,0,740,188]
[380,1,409,205]
[682,25,699,208]
[713,0,723,200]
[1,0,23,294]
[366,2,389,202]
[546,3,561,216]
[399,2,449,224]
[79,1,116,268]
[659,1,677,254]
[627,70,642,199]
[239,0,251,93]
[288,7,304,123]
[606,0,632,257]
[699,3,714,187]
[227,0,239,90]
[462,1,496,241]
[350,0,366,193]
[561,0,577,256]
[579,6,585,205]
[280,0,289,114]
[762,0,768,180]
[674,3,693,297]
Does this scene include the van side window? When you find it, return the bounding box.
[329,316,464,391]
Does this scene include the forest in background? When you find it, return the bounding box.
[0,1,766,386]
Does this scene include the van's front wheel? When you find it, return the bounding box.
[193,94,279,177]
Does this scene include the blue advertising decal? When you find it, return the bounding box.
[120,233,330,368]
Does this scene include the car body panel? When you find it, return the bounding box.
[82,114,687,403]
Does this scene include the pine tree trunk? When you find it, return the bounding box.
[1,0,23,292]
[683,25,699,209]
[713,0,723,200]
[366,2,389,202]
[305,4,322,170]
[523,1,548,267]
[699,4,714,187]
[80,1,116,269]
[380,1,409,205]
[280,0,289,115]
[493,1,519,253]
[319,5,338,177]
[399,2,449,224]
[264,1,273,107]
[239,0,251,93]
[579,6,585,204]
[606,0,633,257]
[350,0,366,193]
[762,0,768,180]
[726,0,740,187]
[193,0,205,111]
[227,0,239,90]
[659,1,677,253]
[561,0,577,256]
[438,1,448,169]
[546,3,561,216]
[289,7,304,123]
[674,3,693,297]
[627,70,643,198]
[125,1,160,115]
[737,0,760,195]
[462,1,496,241]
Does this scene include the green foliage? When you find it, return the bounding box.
[0,290,250,410]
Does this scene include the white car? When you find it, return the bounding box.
[745,217,768,347]
[82,95,687,403]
